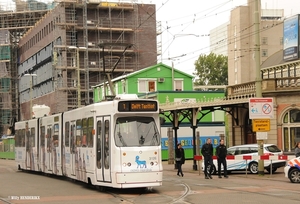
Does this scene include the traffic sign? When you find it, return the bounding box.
[252,119,270,132]
[249,98,274,119]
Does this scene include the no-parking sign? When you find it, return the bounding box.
[249,98,274,119]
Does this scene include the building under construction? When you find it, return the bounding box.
[0,0,51,134]
[0,0,157,130]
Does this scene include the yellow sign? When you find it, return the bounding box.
[252,119,270,132]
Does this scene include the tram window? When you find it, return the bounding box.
[53,124,59,147]
[21,129,25,147]
[97,120,102,169]
[82,118,87,147]
[47,126,51,152]
[30,127,35,147]
[65,122,70,147]
[41,126,45,147]
[87,117,94,147]
[114,117,160,147]
[76,119,82,147]
[71,124,76,153]
[104,120,109,169]
[15,130,19,147]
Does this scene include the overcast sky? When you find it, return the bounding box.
[1,0,300,75]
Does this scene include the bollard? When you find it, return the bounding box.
[270,160,273,176]
[245,160,248,177]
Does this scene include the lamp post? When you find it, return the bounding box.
[24,74,37,119]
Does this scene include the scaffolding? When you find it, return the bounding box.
[0,1,50,134]
[52,0,140,111]
[2,0,157,121]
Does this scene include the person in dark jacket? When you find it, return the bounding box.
[216,139,228,178]
[175,143,185,177]
[295,142,300,157]
[201,138,213,179]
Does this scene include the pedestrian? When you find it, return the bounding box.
[295,142,300,157]
[175,143,185,177]
[201,138,213,179]
[216,139,228,178]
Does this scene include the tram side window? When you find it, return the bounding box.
[53,124,59,147]
[71,124,76,153]
[97,121,102,169]
[65,122,70,147]
[30,128,35,147]
[76,119,82,147]
[88,117,94,147]
[26,128,30,151]
[41,126,45,147]
[21,129,25,147]
[15,130,20,147]
[104,120,109,169]
[82,118,87,147]
[47,126,51,152]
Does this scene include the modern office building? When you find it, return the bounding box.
[227,0,284,85]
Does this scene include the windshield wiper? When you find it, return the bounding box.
[118,132,127,147]
[150,132,159,145]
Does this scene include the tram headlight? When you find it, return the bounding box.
[123,163,127,167]
[127,162,131,167]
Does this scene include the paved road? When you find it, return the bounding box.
[0,159,299,204]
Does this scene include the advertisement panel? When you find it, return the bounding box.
[283,15,299,61]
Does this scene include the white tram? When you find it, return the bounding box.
[14,95,163,188]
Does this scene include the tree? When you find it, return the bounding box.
[193,53,228,87]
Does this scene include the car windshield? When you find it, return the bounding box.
[265,145,281,153]
[114,116,160,147]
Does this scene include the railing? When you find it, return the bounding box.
[227,77,300,97]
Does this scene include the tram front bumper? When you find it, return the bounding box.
[116,171,163,184]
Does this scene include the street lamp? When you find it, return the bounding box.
[24,74,37,119]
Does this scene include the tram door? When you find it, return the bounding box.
[46,125,52,171]
[70,122,76,176]
[96,116,111,182]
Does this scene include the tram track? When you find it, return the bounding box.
[0,197,13,204]
[168,183,192,204]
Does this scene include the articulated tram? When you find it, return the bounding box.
[14,95,163,188]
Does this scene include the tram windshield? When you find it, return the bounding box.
[114,117,160,147]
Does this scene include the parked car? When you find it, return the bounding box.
[203,144,286,174]
[284,156,300,183]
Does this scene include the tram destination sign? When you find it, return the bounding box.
[118,101,158,112]
[249,98,274,119]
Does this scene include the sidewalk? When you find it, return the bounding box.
[163,160,202,174]
[162,159,287,181]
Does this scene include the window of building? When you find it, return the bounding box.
[121,80,126,93]
[174,79,183,91]
[282,109,300,151]
[138,79,156,93]
[262,49,268,57]
[262,37,268,45]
